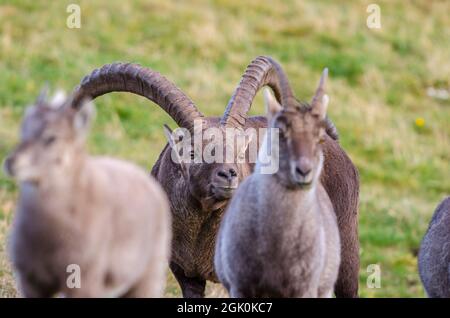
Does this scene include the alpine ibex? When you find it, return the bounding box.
[71,56,359,298]
[215,69,341,297]
[3,91,171,297]
[418,196,450,298]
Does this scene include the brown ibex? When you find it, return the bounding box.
[71,56,359,298]
[418,196,450,298]
[3,91,171,297]
[215,69,341,297]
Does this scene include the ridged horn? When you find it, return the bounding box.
[71,63,203,130]
[221,56,295,128]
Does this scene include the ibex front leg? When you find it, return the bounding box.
[170,262,206,298]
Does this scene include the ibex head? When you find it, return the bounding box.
[264,68,329,189]
[70,62,258,210]
[4,88,94,184]
[163,121,252,209]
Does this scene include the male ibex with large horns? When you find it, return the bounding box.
[71,56,359,298]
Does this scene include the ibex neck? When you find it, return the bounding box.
[33,152,89,194]
[257,173,320,217]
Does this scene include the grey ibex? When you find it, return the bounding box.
[3,91,171,297]
[71,56,359,298]
[418,196,450,298]
[215,70,341,297]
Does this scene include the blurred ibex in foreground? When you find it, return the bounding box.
[4,91,171,297]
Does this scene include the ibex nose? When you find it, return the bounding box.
[212,166,239,199]
[295,157,313,177]
[217,168,237,182]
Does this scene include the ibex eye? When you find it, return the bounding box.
[43,136,57,146]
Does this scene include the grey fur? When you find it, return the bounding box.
[215,82,341,298]
[418,196,450,298]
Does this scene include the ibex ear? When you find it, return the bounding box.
[163,124,177,149]
[163,124,189,179]
[264,88,282,118]
[49,90,67,109]
[73,98,96,135]
[35,84,49,106]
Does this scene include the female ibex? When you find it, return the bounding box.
[71,57,359,297]
[215,69,340,297]
[4,91,171,297]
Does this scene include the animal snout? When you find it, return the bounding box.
[212,166,239,198]
[217,168,237,182]
[210,166,239,200]
[295,166,311,177]
[294,157,313,181]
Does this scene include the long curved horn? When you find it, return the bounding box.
[72,63,203,130]
[221,56,295,128]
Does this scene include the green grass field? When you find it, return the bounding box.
[0,0,449,297]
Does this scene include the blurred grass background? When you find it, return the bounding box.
[0,0,449,297]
